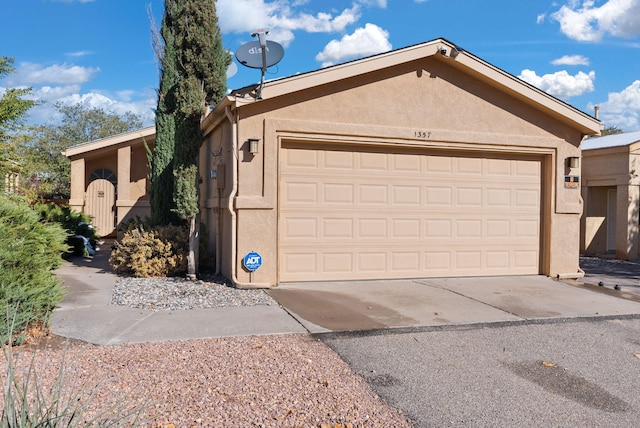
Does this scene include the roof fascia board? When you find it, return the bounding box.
[582,145,629,156]
[64,126,156,158]
[201,96,235,135]
[256,42,441,101]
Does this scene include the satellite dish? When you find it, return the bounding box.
[226,61,238,78]
[235,40,284,69]
[235,30,285,99]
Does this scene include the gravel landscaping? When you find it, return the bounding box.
[3,273,413,427]
[111,274,277,310]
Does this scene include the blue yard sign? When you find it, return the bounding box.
[243,251,262,271]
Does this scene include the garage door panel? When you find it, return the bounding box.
[280,145,542,281]
[280,246,540,282]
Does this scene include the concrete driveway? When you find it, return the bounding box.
[268,275,640,334]
[267,265,640,426]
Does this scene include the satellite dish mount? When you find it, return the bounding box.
[235,30,285,100]
[252,29,269,99]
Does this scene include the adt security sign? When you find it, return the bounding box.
[243,251,262,271]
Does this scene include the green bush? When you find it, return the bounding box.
[34,203,99,258]
[109,223,189,277]
[0,194,68,345]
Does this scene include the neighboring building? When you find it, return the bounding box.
[2,159,19,193]
[66,38,601,286]
[65,126,155,237]
[581,130,640,260]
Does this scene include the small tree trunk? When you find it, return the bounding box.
[187,215,199,279]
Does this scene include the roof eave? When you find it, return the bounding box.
[64,126,156,158]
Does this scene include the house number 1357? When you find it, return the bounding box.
[415,131,431,139]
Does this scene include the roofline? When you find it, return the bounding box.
[231,38,601,136]
[583,140,640,155]
[64,126,156,158]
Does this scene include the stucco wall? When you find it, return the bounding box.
[67,138,153,236]
[581,147,640,260]
[582,186,613,255]
[200,120,234,277]
[202,56,590,285]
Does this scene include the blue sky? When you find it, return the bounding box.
[1,0,639,132]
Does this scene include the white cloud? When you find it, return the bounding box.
[36,85,83,102]
[5,63,99,86]
[66,51,93,58]
[217,0,361,47]
[59,91,156,126]
[589,80,640,131]
[518,69,596,100]
[551,54,590,66]
[357,0,388,7]
[315,23,392,67]
[552,0,640,42]
[270,5,360,33]
[0,81,156,127]
[536,13,546,24]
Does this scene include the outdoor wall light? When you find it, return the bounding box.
[566,156,580,168]
[248,138,260,154]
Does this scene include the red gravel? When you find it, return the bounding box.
[2,334,412,427]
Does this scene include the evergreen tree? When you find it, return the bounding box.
[0,57,39,186]
[153,0,231,276]
[150,0,180,226]
[601,125,624,136]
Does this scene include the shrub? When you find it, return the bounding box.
[0,194,68,345]
[109,224,189,277]
[110,217,215,277]
[34,203,99,258]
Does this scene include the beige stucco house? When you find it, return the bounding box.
[65,126,155,237]
[66,38,601,286]
[200,38,600,287]
[581,131,640,260]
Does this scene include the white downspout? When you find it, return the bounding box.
[225,105,270,289]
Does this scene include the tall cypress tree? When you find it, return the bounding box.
[154,0,231,276]
[150,0,180,226]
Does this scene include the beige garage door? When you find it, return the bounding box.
[279,144,542,282]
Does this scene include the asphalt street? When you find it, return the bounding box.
[320,318,640,427]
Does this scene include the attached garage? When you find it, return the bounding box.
[279,144,543,281]
[199,38,601,288]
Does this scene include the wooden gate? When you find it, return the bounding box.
[85,178,116,237]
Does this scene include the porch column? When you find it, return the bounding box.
[68,158,85,212]
[117,146,132,225]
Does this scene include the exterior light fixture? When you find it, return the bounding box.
[566,157,580,168]
[248,139,260,154]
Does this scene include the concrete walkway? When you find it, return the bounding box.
[51,245,640,344]
[50,246,306,345]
